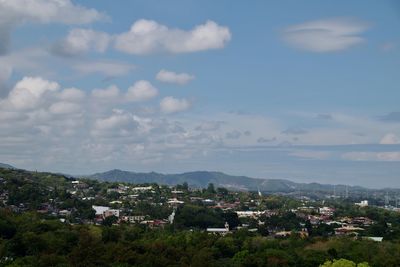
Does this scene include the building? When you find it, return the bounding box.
[92,205,110,216]
[355,200,368,207]
[104,209,120,218]
[121,215,146,223]
[319,207,335,216]
[207,222,230,235]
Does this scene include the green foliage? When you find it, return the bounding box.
[174,205,225,229]
[320,259,371,267]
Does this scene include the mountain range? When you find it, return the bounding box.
[0,162,373,193]
[88,169,366,193]
[0,163,15,169]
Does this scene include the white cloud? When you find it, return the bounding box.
[94,112,133,131]
[91,85,120,100]
[6,76,59,110]
[126,80,158,102]
[52,28,111,56]
[225,130,241,139]
[380,133,399,145]
[195,121,224,131]
[160,96,190,114]
[49,101,81,115]
[342,151,400,162]
[72,60,135,77]
[58,87,85,102]
[290,150,332,160]
[156,69,195,85]
[283,18,369,52]
[0,0,106,54]
[114,19,231,55]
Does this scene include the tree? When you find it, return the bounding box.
[320,259,371,267]
[207,183,216,194]
[102,215,118,227]
[217,187,228,196]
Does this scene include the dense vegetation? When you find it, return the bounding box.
[2,167,400,266]
[2,210,400,267]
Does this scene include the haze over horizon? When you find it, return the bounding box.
[0,0,399,188]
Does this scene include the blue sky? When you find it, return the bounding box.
[0,0,399,188]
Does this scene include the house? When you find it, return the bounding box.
[355,200,368,207]
[335,226,364,236]
[59,210,71,217]
[104,209,120,218]
[121,215,146,223]
[132,186,153,192]
[236,211,263,218]
[207,222,230,235]
[364,236,383,242]
[275,231,292,238]
[167,198,184,205]
[92,205,110,216]
[319,207,335,216]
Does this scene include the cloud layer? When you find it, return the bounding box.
[283,18,369,52]
[0,0,105,54]
[156,70,195,85]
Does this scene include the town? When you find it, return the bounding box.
[2,168,400,266]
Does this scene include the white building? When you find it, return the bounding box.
[207,222,230,235]
[132,186,153,192]
[319,207,335,216]
[236,211,264,218]
[92,205,110,216]
[355,200,368,207]
[121,215,146,223]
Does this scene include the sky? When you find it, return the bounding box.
[0,0,399,188]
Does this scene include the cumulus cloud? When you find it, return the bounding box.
[49,101,81,115]
[156,69,195,85]
[126,80,158,102]
[5,76,59,110]
[114,19,231,55]
[52,28,111,56]
[160,96,190,114]
[91,85,120,100]
[58,87,86,102]
[72,60,135,77]
[0,0,106,55]
[380,133,399,145]
[93,111,137,132]
[283,18,369,52]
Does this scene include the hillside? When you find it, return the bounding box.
[0,162,15,169]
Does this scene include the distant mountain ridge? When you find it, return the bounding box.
[0,163,15,169]
[88,169,366,193]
